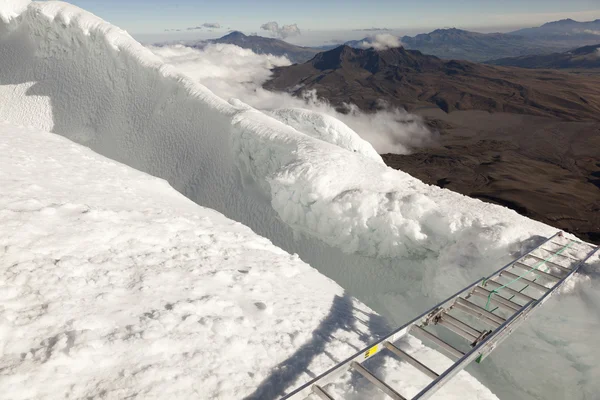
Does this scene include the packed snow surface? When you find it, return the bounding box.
[0,122,500,400]
[0,2,599,400]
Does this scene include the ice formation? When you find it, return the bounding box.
[0,2,598,399]
[0,120,380,399]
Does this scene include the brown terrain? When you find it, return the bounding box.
[265,46,600,243]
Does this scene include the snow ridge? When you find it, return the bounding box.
[0,0,551,262]
[0,120,382,400]
[2,2,599,399]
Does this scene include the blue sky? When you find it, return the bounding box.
[63,0,600,36]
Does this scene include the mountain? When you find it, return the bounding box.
[397,28,551,62]
[344,28,556,62]
[488,43,600,69]
[193,31,320,63]
[345,24,600,62]
[265,45,600,243]
[0,3,508,398]
[265,45,600,120]
[510,19,600,47]
[2,3,600,400]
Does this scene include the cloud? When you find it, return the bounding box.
[353,28,391,32]
[583,29,600,35]
[359,34,403,51]
[147,44,432,154]
[186,26,202,31]
[596,47,600,57]
[203,22,221,29]
[260,21,301,39]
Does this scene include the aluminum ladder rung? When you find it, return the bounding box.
[547,252,579,261]
[453,297,504,327]
[512,262,561,281]
[523,254,571,272]
[543,244,584,259]
[351,361,406,400]
[313,385,335,400]
[471,286,522,312]
[548,240,594,252]
[440,313,482,338]
[383,341,439,380]
[484,279,537,302]
[410,325,465,359]
[499,271,550,292]
[437,316,479,342]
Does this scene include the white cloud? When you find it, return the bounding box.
[583,29,600,35]
[354,28,391,32]
[203,22,221,29]
[260,21,301,39]
[147,44,432,154]
[359,34,403,51]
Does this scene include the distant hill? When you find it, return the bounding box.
[344,23,600,62]
[264,45,600,121]
[398,28,550,62]
[190,31,320,64]
[343,28,557,62]
[487,44,600,69]
[509,19,600,48]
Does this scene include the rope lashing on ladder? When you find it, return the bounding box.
[484,238,579,310]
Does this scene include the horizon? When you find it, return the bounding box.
[135,17,600,47]
[48,0,600,46]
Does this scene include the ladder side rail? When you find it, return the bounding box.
[411,299,536,400]
[280,232,561,400]
[410,239,597,400]
[512,232,564,267]
[279,283,476,399]
[530,244,598,308]
[475,243,598,362]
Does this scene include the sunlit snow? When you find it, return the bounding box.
[0,1,599,400]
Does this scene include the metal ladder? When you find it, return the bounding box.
[281,232,599,400]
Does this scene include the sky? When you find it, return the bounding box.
[50,0,600,45]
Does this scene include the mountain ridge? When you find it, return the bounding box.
[343,20,600,62]
[265,45,600,120]
[194,30,320,63]
[487,43,600,69]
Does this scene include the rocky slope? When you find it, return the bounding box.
[265,45,600,121]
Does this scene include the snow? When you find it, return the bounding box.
[0,2,598,399]
[266,108,384,162]
[0,0,29,23]
[147,43,433,155]
[0,122,500,399]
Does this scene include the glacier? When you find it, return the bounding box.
[0,120,381,399]
[0,1,599,399]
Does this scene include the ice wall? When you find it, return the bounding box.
[0,2,599,399]
[0,120,381,399]
[0,1,554,270]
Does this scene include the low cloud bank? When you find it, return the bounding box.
[148,43,432,154]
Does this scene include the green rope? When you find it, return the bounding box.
[484,237,577,310]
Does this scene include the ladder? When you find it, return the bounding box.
[281,232,599,400]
